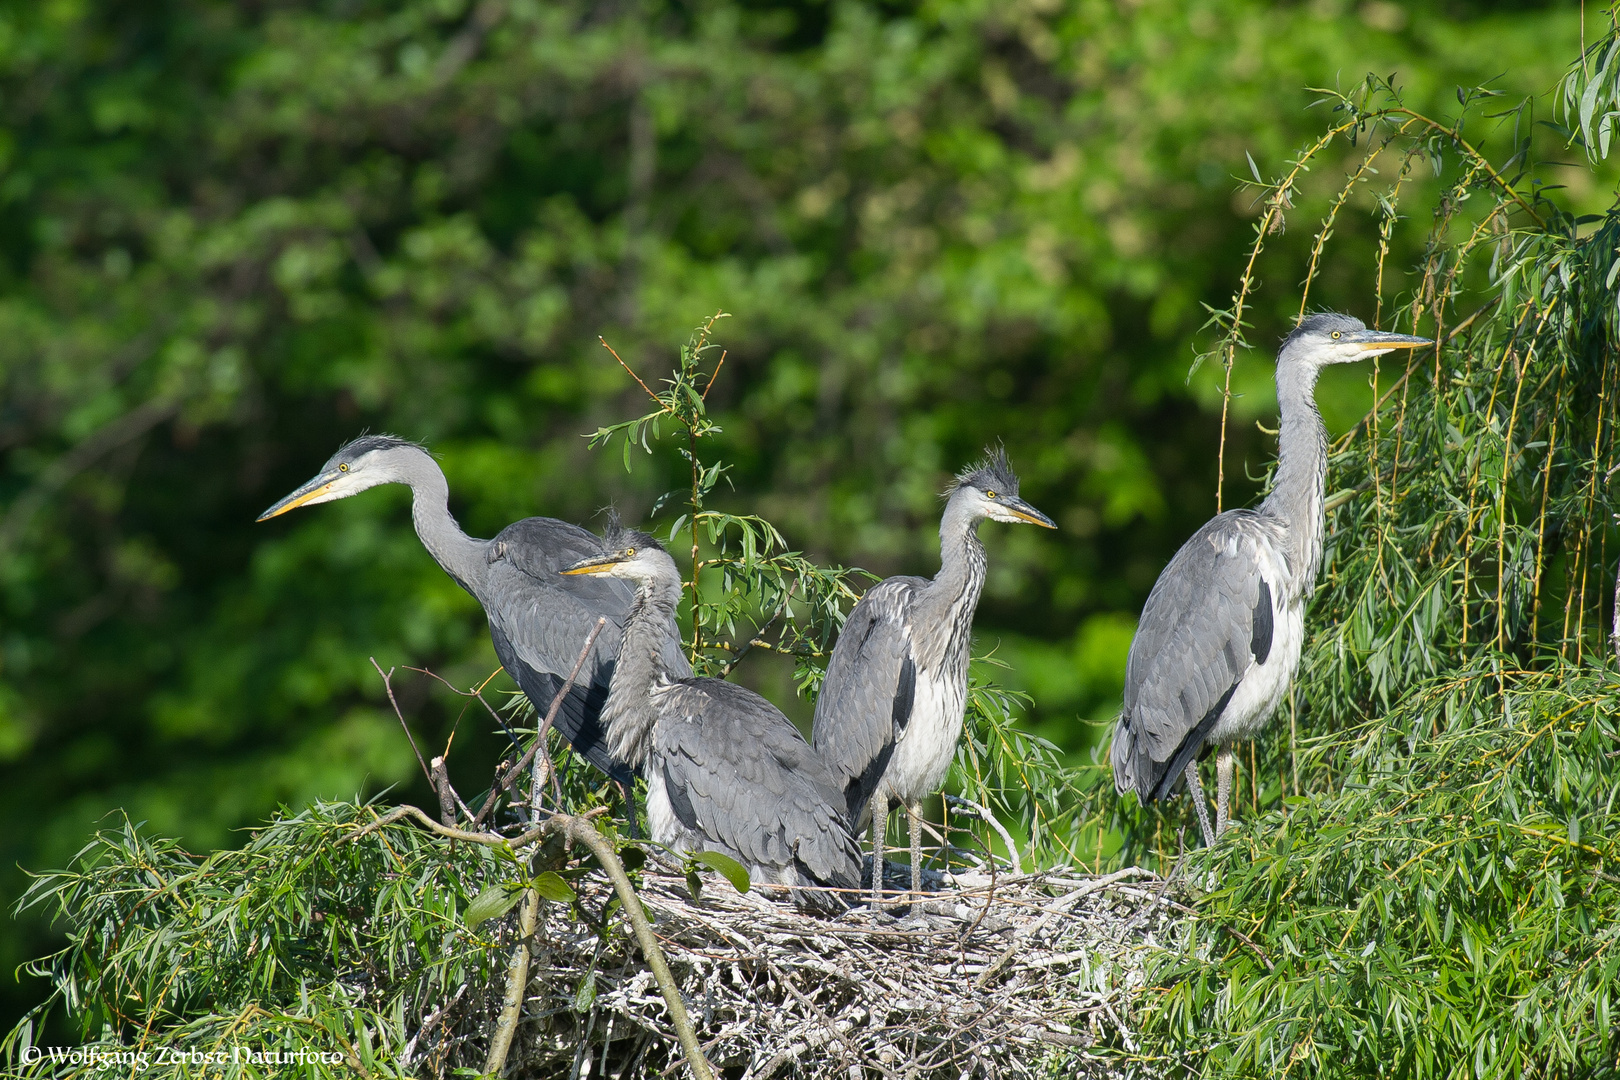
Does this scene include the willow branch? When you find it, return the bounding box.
[483,885,539,1077]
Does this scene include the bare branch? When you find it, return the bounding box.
[370,658,434,788]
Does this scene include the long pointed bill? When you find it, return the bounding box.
[1352,331,1432,353]
[560,556,623,576]
[257,471,342,522]
[1003,497,1058,529]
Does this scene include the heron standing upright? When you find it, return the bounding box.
[1110,314,1431,845]
[258,435,691,808]
[562,525,861,910]
[812,448,1056,906]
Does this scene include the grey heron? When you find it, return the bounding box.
[257,435,691,811]
[562,525,861,911]
[811,448,1056,906]
[1109,313,1431,846]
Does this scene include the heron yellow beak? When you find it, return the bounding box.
[256,473,340,522]
[1003,496,1058,529]
[1009,507,1058,528]
[1353,331,1432,352]
[560,556,621,576]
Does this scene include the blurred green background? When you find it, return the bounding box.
[0,0,1603,1027]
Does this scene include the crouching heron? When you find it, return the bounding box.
[562,525,861,911]
[1110,314,1430,845]
[812,448,1056,906]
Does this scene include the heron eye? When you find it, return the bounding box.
[986,490,998,499]
[339,463,349,471]
[1331,331,1341,340]
[625,547,636,557]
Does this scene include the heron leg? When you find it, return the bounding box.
[1215,746,1234,836]
[907,801,924,910]
[1183,762,1216,848]
[870,793,888,907]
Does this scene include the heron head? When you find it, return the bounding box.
[948,446,1057,529]
[1281,312,1432,368]
[256,434,427,521]
[560,522,673,582]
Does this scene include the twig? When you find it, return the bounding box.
[402,982,467,1065]
[472,618,607,826]
[406,664,525,755]
[370,658,434,787]
[716,590,795,677]
[944,794,1022,874]
[430,756,457,827]
[974,867,1150,989]
[532,617,607,810]
[601,335,668,410]
[702,350,726,401]
[959,837,998,945]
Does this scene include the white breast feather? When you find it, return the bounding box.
[882,668,967,806]
[1210,540,1304,745]
[644,767,683,851]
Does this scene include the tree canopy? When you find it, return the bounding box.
[0,0,1606,1042]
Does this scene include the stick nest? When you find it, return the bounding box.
[415,862,1176,1078]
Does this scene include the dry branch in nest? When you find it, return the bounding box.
[411,862,1176,1078]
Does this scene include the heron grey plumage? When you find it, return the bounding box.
[257,435,691,810]
[812,448,1056,906]
[1109,314,1431,845]
[562,525,861,911]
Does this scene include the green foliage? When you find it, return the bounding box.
[588,313,867,684]
[3,803,497,1078]
[1115,25,1620,1078]
[687,850,752,897]
[1145,676,1620,1078]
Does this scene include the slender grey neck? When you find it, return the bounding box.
[1259,359,1328,596]
[395,449,490,598]
[602,557,683,769]
[913,491,989,673]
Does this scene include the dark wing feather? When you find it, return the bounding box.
[1110,510,1277,801]
[481,517,690,782]
[658,678,860,893]
[811,577,926,823]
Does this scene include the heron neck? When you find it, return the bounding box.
[915,495,988,673]
[1260,361,1327,595]
[602,567,683,769]
[400,451,489,597]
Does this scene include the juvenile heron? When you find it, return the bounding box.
[1110,314,1430,845]
[812,448,1056,905]
[563,526,861,911]
[258,435,690,806]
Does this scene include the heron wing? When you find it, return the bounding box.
[1111,510,1282,801]
[657,678,861,892]
[811,576,926,822]
[482,517,690,783]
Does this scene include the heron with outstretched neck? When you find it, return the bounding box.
[562,524,861,911]
[812,447,1056,907]
[1110,314,1431,845]
[258,435,691,813]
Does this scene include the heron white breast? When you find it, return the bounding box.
[1211,593,1304,745]
[644,767,683,851]
[881,669,967,805]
